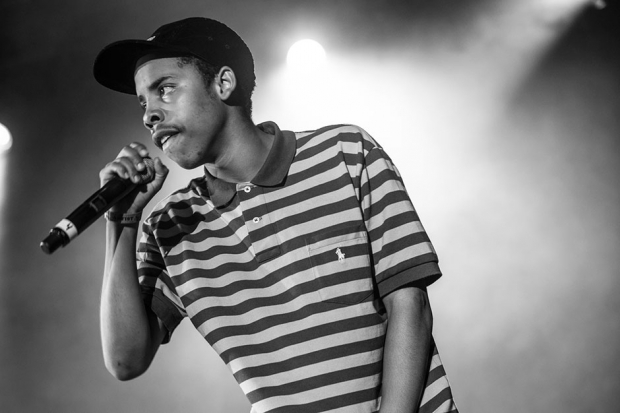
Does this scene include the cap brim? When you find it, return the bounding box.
[93,40,193,94]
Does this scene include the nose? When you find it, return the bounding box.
[143,103,164,130]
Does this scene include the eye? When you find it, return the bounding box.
[159,85,175,99]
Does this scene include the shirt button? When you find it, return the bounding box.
[252,217,261,224]
[243,186,251,193]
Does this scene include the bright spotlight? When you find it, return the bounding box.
[287,39,327,72]
[0,122,12,153]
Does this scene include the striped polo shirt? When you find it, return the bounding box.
[137,122,457,412]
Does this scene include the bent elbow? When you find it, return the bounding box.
[105,357,149,381]
[110,367,142,382]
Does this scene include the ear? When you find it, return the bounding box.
[213,66,237,101]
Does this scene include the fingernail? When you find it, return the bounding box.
[137,162,145,170]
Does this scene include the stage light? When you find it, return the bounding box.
[0,122,13,153]
[286,39,327,72]
[592,0,606,9]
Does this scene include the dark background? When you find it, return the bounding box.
[1,0,618,412]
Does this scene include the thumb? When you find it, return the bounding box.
[151,157,169,186]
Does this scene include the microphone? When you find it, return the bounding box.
[40,158,154,254]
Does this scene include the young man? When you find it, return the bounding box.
[94,17,457,413]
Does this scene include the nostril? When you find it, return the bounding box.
[146,110,163,127]
[143,116,154,129]
[143,112,161,130]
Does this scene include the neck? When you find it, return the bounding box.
[205,114,273,183]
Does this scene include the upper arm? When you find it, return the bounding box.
[383,286,433,330]
[146,306,167,356]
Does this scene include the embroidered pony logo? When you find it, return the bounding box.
[335,247,346,263]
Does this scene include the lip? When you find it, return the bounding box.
[152,128,179,150]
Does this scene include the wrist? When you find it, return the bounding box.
[105,210,142,225]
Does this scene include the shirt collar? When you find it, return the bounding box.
[200,121,296,208]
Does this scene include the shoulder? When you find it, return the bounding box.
[294,124,380,153]
[295,124,372,140]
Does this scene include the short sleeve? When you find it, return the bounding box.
[137,218,187,343]
[358,130,441,298]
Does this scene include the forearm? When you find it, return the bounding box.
[101,221,156,380]
[380,287,433,413]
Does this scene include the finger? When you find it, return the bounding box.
[128,142,150,158]
[117,145,148,173]
[153,157,168,175]
[151,157,169,185]
[100,159,132,183]
[116,145,153,179]
[114,156,149,183]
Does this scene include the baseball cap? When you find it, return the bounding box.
[93,17,255,96]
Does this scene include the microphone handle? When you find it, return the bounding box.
[40,178,136,254]
[41,158,154,254]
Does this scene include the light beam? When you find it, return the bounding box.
[0,122,12,154]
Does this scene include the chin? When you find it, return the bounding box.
[176,160,203,170]
[170,156,204,170]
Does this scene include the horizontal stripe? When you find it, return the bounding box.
[266,388,380,413]
[226,320,386,374]
[253,374,381,412]
[240,349,384,395]
[215,306,384,360]
[247,360,383,403]
[420,388,458,413]
[234,335,385,384]
[420,355,451,406]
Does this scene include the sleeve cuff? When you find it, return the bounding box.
[142,289,185,344]
[377,261,442,298]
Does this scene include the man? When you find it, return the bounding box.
[94,17,457,413]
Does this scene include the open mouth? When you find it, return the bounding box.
[160,133,177,150]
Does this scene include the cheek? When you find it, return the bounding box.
[184,100,217,128]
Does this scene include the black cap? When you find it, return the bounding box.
[93,17,255,95]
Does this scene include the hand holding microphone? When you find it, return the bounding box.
[41,143,168,254]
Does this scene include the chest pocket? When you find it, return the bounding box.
[306,225,375,305]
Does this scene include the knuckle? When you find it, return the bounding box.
[118,144,141,156]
